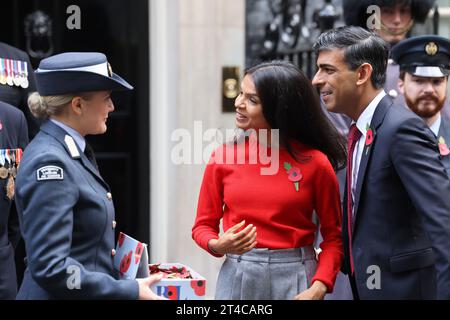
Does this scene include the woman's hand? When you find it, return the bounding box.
[293,280,327,300]
[208,220,257,255]
[137,274,168,300]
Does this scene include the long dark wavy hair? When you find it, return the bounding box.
[245,60,347,170]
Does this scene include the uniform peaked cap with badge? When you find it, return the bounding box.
[391,35,450,78]
[35,52,133,96]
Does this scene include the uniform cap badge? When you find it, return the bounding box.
[107,63,113,77]
[425,42,438,56]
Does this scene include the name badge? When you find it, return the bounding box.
[37,165,64,181]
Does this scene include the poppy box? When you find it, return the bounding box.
[149,263,206,300]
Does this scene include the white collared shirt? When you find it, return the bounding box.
[50,119,86,152]
[429,114,441,137]
[351,90,387,210]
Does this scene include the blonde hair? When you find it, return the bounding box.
[28,92,94,120]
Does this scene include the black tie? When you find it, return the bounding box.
[84,142,98,168]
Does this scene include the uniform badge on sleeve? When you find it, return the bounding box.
[36,165,64,181]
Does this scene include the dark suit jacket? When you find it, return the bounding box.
[342,95,450,300]
[15,121,138,299]
[0,101,28,299]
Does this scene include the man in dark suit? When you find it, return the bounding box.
[324,1,436,300]
[392,35,450,179]
[0,100,28,299]
[312,26,450,299]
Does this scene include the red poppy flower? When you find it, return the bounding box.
[119,251,132,274]
[190,280,206,296]
[440,143,450,156]
[365,129,374,146]
[439,137,450,156]
[134,242,143,264]
[165,285,180,300]
[287,167,302,182]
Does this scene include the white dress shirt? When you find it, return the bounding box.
[351,90,387,211]
[429,114,441,137]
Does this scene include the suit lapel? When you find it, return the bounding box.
[353,95,392,225]
[40,121,110,191]
[438,117,450,142]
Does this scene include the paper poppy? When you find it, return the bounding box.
[134,242,143,264]
[439,136,450,156]
[287,167,302,182]
[365,124,376,155]
[284,162,302,192]
[365,128,374,146]
[119,251,132,274]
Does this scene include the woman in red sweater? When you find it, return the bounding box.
[192,60,346,300]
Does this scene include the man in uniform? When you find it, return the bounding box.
[0,41,39,138]
[0,100,28,299]
[391,35,450,178]
[0,41,36,299]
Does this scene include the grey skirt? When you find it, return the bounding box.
[215,247,317,300]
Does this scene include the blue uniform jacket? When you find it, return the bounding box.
[15,120,138,299]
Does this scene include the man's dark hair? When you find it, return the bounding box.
[245,60,347,170]
[313,26,390,89]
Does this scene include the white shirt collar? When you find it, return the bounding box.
[428,114,441,137]
[355,90,387,137]
[50,119,86,152]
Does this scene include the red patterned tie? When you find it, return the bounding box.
[347,123,362,275]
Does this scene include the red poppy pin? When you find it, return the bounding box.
[365,124,375,155]
[284,162,302,192]
[439,136,450,156]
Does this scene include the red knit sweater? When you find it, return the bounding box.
[192,140,343,292]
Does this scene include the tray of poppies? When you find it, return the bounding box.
[149,263,206,300]
[149,263,193,279]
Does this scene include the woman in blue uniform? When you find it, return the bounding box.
[15,52,162,299]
